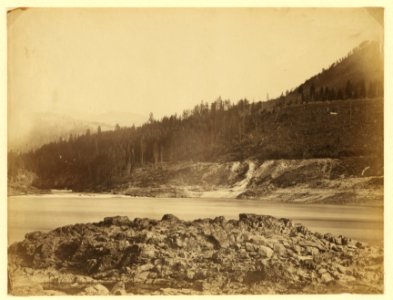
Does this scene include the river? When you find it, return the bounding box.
[8,193,383,245]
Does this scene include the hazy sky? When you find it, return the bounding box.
[8,7,382,129]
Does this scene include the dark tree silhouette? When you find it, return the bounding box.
[345,80,353,99]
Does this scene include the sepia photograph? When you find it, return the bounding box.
[4,1,390,297]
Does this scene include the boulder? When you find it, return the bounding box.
[111,281,127,295]
[320,272,334,283]
[258,245,274,258]
[245,242,254,252]
[161,214,180,223]
[80,284,110,295]
[103,216,131,226]
[273,243,286,256]
[25,231,44,240]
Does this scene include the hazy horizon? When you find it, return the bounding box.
[8,7,383,148]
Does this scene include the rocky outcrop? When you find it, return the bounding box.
[8,214,383,295]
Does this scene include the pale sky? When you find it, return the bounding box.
[8,8,382,130]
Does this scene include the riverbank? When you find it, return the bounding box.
[114,158,383,205]
[8,214,383,295]
[112,176,383,205]
[13,157,382,205]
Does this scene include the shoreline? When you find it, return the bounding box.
[8,187,384,208]
[8,158,384,206]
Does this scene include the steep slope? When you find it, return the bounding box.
[243,98,383,161]
[274,40,383,106]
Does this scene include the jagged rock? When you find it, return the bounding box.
[245,242,255,252]
[162,214,180,223]
[306,246,320,256]
[213,216,226,224]
[139,263,154,272]
[8,214,383,295]
[103,216,131,226]
[273,243,286,256]
[186,269,195,280]
[25,231,44,240]
[258,245,274,258]
[320,272,334,283]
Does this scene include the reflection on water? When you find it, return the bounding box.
[8,194,383,245]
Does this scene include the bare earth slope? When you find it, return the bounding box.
[114,157,383,205]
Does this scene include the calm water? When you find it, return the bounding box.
[8,193,383,245]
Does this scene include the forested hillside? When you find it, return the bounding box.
[8,40,384,192]
[274,40,383,106]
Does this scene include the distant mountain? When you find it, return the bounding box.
[8,111,147,152]
[8,113,108,152]
[83,111,147,128]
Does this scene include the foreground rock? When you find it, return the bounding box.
[8,214,383,295]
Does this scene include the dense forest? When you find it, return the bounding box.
[8,41,384,191]
[275,40,383,106]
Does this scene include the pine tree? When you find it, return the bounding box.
[345,80,353,99]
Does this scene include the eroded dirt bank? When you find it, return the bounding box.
[112,157,383,205]
[10,157,383,206]
[8,214,383,295]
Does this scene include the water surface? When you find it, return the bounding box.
[8,193,383,245]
